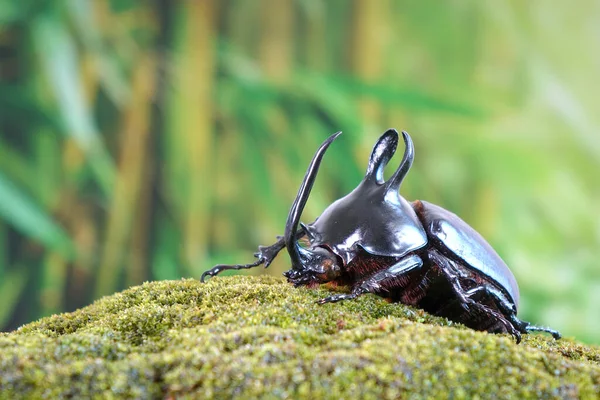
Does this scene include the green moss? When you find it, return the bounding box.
[1,276,598,399]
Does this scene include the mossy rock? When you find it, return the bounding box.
[0,276,598,399]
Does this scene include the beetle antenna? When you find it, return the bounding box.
[285,131,342,270]
[384,131,414,193]
[364,129,399,184]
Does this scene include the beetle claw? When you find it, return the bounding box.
[458,300,471,312]
[513,330,522,344]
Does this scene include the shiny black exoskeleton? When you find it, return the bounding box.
[202,129,561,343]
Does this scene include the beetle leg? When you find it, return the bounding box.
[316,289,366,304]
[201,230,304,282]
[479,305,522,343]
[428,249,474,312]
[253,236,287,268]
[434,284,520,342]
[465,286,516,315]
[427,250,524,341]
[465,286,561,340]
[317,254,423,304]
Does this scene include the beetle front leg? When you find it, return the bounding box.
[201,231,304,282]
[317,254,423,304]
[201,237,285,282]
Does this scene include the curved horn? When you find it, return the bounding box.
[285,131,342,270]
[384,131,414,193]
[364,129,399,184]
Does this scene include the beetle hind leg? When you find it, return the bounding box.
[465,285,561,340]
[514,319,561,340]
[428,251,524,342]
[479,306,522,343]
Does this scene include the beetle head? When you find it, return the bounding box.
[282,246,342,286]
[304,129,425,264]
[284,132,344,285]
[283,129,424,284]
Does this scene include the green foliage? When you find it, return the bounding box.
[1,277,598,398]
[0,1,598,345]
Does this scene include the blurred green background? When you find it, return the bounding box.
[0,1,598,344]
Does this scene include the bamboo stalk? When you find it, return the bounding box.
[351,0,389,123]
[259,0,293,82]
[127,133,154,287]
[95,54,156,297]
[40,252,67,316]
[0,222,5,281]
[167,0,217,275]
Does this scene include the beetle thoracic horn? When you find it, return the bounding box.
[364,129,399,184]
[384,131,414,193]
[284,131,342,270]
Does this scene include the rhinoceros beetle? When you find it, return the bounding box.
[202,129,561,343]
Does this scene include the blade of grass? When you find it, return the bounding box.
[0,139,36,193]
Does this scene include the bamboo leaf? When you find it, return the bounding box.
[32,10,115,195]
[0,172,74,259]
[67,0,132,108]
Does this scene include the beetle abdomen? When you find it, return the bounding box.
[412,200,520,308]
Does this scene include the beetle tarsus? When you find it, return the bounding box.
[523,324,562,340]
[200,259,264,282]
[317,292,360,304]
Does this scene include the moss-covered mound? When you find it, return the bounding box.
[0,276,598,399]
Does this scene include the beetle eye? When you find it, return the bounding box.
[321,261,341,281]
[311,252,342,282]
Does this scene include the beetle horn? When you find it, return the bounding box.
[384,131,414,193]
[285,131,342,270]
[364,129,399,184]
